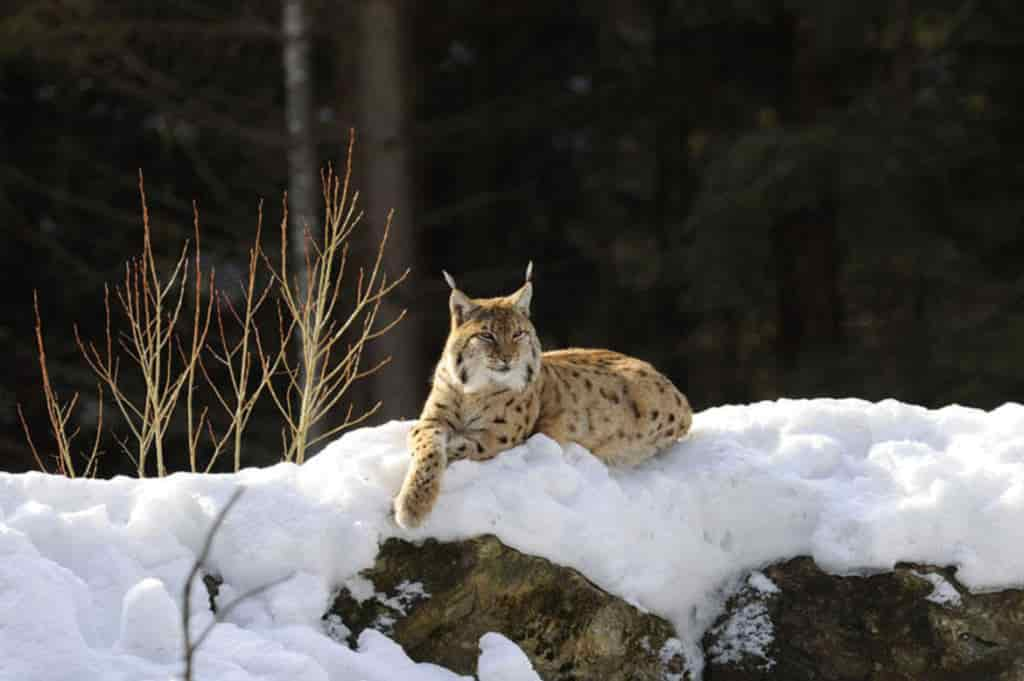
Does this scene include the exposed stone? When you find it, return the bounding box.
[703,557,1024,681]
[324,539,1024,681]
[324,535,684,681]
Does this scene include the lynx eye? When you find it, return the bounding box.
[513,330,528,341]
[477,332,496,344]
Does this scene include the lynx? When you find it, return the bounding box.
[393,264,693,528]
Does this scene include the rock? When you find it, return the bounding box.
[324,535,685,681]
[325,539,1024,681]
[703,557,1024,681]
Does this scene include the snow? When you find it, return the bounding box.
[707,600,775,669]
[2,398,1024,680]
[367,579,431,636]
[476,633,542,681]
[116,577,183,663]
[374,580,430,617]
[707,573,780,670]
[746,571,780,595]
[659,638,687,681]
[912,570,963,607]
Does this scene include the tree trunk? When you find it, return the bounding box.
[774,12,844,371]
[282,0,318,252]
[356,0,422,421]
[282,0,321,445]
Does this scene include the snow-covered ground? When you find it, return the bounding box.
[3,398,1024,680]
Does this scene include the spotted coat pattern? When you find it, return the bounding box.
[393,278,693,529]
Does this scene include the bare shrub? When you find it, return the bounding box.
[24,134,406,475]
[199,202,284,472]
[265,132,408,464]
[17,292,103,477]
[74,173,214,477]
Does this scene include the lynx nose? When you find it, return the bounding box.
[495,361,511,372]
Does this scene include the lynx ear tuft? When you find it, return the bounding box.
[444,269,476,324]
[525,261,533,283]
[510,281,533,316]
[450,289,472,325]
[449,290,477,327]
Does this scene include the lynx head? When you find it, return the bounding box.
[441,263,541,393]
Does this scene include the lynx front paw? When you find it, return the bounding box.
[393,488,432,529]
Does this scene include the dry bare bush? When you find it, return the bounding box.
[199,203,285,472]
[184,202,212,473]
[265,132,408,464]
[17,292,103,477]
[24,135,407,477]
[74,172,214,477]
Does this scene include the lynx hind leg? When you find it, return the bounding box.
[621,373,693,462]
[394,428,447,529]
[590,443,659,467]
[642,388,692,458]
[667,390,693,441]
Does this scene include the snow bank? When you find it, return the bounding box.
[2,398,1024,680]
[477,633,542,681]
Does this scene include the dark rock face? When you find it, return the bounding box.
[324,535,685,681]
[703,557,1024,681]
[324,538,1024,681]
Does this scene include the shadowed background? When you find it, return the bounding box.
[3,0,1023,474]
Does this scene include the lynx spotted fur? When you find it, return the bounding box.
[393,265,693,528]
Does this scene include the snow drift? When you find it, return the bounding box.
[2,398,1024,680]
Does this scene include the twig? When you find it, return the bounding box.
[16,403,49,473]
[181,487,241,681]
[199,201,285,471]
[180,487,292,681]
[263,130,409,463]
[75,172,214,477]
[22,291,104,477]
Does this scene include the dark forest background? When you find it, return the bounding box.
[3,0,1023,475]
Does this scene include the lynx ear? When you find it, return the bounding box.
[510,281,533,316]
[444,270,476,325]
[511,261,533,315]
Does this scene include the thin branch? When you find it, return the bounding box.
[182,487,242,681]
[75,173,213,476]
[179,487,294,681]
[16,403,49,473]
[263,131,408,462]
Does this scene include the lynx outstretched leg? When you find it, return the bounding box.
[394,425,446,529]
